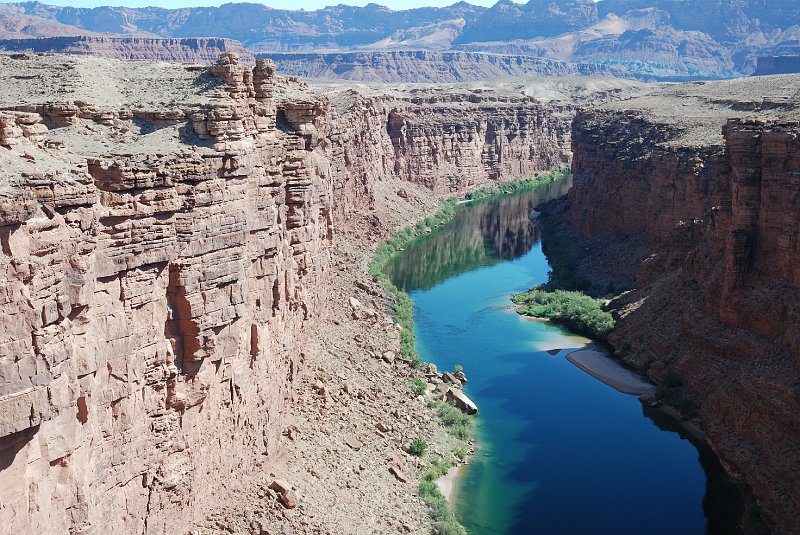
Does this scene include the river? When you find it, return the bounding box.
[387,180,741,535]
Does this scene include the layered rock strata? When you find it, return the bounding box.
[262,50,628,83]
[322,78,641,211]
[566,75,800,532]
[0,53,331,534]
[0,36,254,63]
[0,51,643,534]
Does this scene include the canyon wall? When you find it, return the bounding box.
[0,36,254,63]
[262,50,628,83]
[0,53,626,534]
[0,54,333,534]
[318,79,636,219]
[567,76,800,531]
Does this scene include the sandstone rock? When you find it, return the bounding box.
[376,422,391,433]
[421,363,439,375]
[344,435,363,451]
[388,464,408,483]
[269,480,292,496]
[445,388,478,415]
[0,53,332,535]
[433,383,450,397]
[441,372,462,388]
[279,490,298,510]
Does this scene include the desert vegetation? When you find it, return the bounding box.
[512,288,615,340]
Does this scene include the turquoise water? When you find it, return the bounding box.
[387,186,735,535]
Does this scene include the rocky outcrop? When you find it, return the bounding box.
[566,75,800,532]
[753,56,800,76]
[0,36,254,63]
[263,50,628,83]
[0,53,332,534]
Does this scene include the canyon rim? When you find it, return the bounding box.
[0,1,799,534]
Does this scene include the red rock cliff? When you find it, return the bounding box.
[0,53,332,534]
[0,52,640,534]
[567,76,800,532]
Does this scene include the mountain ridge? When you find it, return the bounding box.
[0,0,798,80]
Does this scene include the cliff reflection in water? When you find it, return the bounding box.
[388,176,572,292]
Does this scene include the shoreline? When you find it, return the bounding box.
[435,463,464,504]
[565,347,656,396]
[371,172,572,528]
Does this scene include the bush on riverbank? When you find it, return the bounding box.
[438,402,471,440]
[512,288,615,340]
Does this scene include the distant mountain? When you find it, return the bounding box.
[0,0,798,80]
[0,36,253,63]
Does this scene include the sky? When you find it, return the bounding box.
[9,0,509,8]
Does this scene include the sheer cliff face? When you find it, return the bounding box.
[567,76,800,531]
[385,97,572,191]
[0,54,333,534]
[0,54,626,534]
[0,36,255,63]
[321,80,631,217]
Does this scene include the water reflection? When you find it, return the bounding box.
[387,175,741,534]
[387,177,572,292]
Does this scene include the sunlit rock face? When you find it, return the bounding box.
[0,53,332,534]
[0,50,621,534]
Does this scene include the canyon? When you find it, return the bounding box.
[0,52,637,534]
[1,46,799,534]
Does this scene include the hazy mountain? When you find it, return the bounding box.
[0,0,798,79]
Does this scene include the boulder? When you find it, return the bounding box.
[344,435,363,450]
[376,422,391,433]
[445,388,478,415]
[269,479,292,495]
[279,489,298,509]
[388,464,408,483]
[442,372,462,388]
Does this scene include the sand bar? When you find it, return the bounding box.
[436,464,463,503]
[566,348,656,396]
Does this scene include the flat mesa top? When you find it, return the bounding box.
[0,52,221,110]
[598,74,800,147]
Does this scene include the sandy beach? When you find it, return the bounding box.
[436,464,463,503]
[566,348,656,396]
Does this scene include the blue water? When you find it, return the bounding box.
[387,186,719,535]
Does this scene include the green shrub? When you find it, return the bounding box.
[410,378,427,396]
[438,403,471,440]
[453,364,463,373]
[422,459,454,482]
[512,288,615,340]
[433,520,468,535]
[410,438,428,456]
